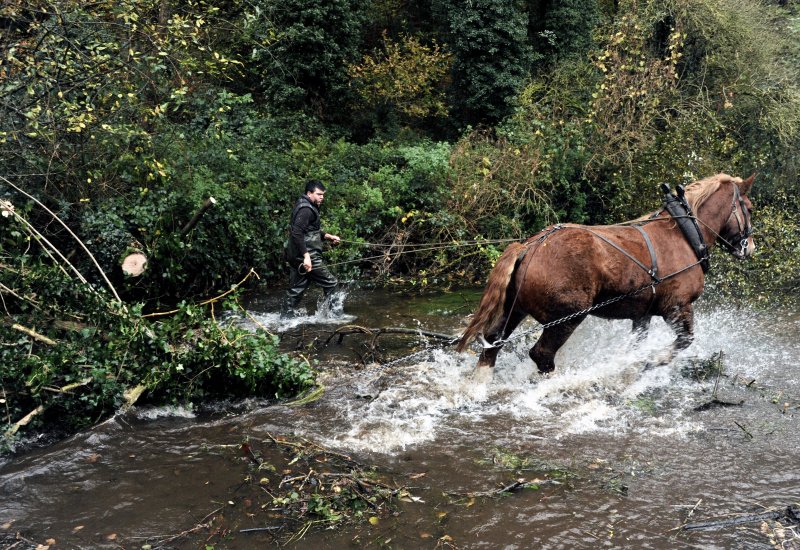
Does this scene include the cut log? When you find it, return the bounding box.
[121,252,148,277]
[119,197,216,277]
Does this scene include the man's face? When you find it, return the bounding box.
[306,188,325,206]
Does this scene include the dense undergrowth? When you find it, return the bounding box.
[0,259,314,452]
[1,0,799,449]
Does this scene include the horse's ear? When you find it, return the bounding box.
[739,173,755,195]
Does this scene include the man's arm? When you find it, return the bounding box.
[290,208,312,256]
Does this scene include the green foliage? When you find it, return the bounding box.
[349,33,452,128]
[440,0,534,126]
[705,201,800,307]
[531,0,601,63]
[250,0,367,118]
[0,261,314,449]
[586,0,800,216]
[0,0,246,201]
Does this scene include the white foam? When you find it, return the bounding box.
[310,305,798,453]
[236,288,357,332]
[133,405,197,420]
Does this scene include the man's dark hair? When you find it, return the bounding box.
[305,179,326,194]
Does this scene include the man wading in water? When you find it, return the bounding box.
[282,179,341,317]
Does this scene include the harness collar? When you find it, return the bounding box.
[660,183,710,272]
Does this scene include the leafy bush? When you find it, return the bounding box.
[349,32,452,132]
[440,0,533,127]
[0,261,314,451]
[250,0,367,119]
[705,200,800,307]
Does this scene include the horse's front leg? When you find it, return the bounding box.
[652,304,694,365]
[632,315,652,344]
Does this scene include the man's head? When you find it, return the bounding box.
[304,179,326,206]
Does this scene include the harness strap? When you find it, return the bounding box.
[583,227,660,282]
[632,224,659,281]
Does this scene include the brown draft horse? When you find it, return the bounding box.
[457,173,755,376]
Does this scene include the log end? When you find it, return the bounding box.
[121,253,148,277]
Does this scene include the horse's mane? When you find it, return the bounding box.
[629,173,740,223]
[684,173,742,211]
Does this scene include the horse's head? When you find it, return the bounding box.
[719,174,755,259]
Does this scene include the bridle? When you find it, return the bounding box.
[719,183,754,258]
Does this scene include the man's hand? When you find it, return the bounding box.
[303,252,312,272]
[325,233,341,246]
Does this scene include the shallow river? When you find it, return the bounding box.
[2,288,799,549]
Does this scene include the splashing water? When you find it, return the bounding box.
[239,287,356,332]
[306,306,795,454]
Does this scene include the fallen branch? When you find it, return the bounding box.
[0,282,41,310]
[2,177,121,302]
[180,196,217,236]
[693,397,745,411]
[4,405,45,438]
[733,420,753,439]
[683,506,800,531]
[2,202,79,282]
[129,505,225,547]
[4,379,93,438]
[143,268,259,318]
[42,379,91,393]
[285,384,326,407]
[11,323,57,346]
[122,384,147,411]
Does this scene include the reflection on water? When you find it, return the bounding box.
[1,288,799,549]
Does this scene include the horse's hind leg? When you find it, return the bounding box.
[475,309,527,371]
[529,318,584,374]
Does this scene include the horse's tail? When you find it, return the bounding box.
[456,242,526,352]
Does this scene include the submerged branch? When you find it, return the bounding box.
[682,506,800,531]
[324,324,458,347]
[448,477,561,498]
